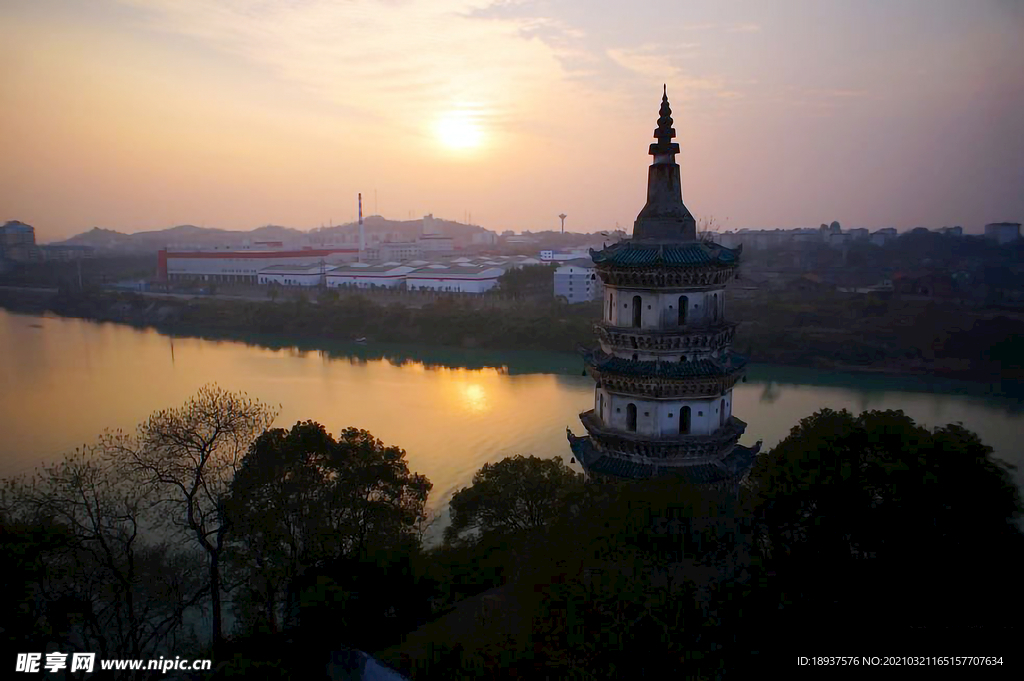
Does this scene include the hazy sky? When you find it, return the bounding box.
[2,0,1022,241]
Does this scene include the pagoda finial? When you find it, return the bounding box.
[633,86,696,241]
[650,87,680,162]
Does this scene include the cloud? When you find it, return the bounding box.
[606,42,702,78]
[604,43,743,106]
[112,0,566,135]
[728,23,761,33]
[607,44,682,79]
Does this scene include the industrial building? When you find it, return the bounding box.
[257,264,327,287]
[158,247,359,283]
[405,265,506,293]
[156,243,546,294]
[327,263,422,289]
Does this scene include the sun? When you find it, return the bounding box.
[434,110,484,151]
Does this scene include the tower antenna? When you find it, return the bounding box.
[358,193,365,262]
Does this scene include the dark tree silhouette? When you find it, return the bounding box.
[445,455,583,546]
[104,385,279,653]
[1,451,204,671]
[747,408,1024,630]
[226,421,431,634]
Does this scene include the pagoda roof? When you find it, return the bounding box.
[567,432,760,483]
[581,347,747,379]
[590,240,741,269]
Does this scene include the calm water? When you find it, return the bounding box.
[2,309,1022,537]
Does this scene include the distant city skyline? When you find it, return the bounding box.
[2,0,1022,242]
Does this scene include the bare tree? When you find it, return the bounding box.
[698,215,725,244]
[2,449,204,670]
[104,385,278,652]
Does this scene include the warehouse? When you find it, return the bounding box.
[327,263,423,289]
[158,247,358,282]
[258,264,325,287]
[405,265,506,293]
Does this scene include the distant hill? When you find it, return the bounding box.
[55,218,491,253]
[55,225,303,252]
[311,216,490,245]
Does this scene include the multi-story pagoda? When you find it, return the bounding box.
[568,87,761,488]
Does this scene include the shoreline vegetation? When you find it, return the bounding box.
[3,387,1022,677]
[1,284,1022,395]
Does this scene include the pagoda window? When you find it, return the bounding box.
[720,399,726,426]
[678,295,688,325]
[626,404,637,432]
[608,292,614,320]
[632,295,642,327]
[712,293,719,322]
[680,406,691,434]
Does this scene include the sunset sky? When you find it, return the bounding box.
[2,0,1022,242]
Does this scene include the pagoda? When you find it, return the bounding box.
[567,87,761,488]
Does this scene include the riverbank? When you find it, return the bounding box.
[1,285,1021,394]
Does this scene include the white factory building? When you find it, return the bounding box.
[257,264,327,287]
[405,265,506,293]
[327,263,422,288]
[159,247,359,283]
[159,241,547,293]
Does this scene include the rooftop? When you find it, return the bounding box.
[328,264,419,275]
[591,240,740,268]
[259,263,323,273]
[568,433,760,483]
[582,347,747,379]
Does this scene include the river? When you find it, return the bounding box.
[2,309,1021,540]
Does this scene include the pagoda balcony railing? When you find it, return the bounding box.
[588,366,744,399]
[579,410,746,460]
[595,321,737,354]
[596,264,737,289]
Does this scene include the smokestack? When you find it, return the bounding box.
[358,193,365,259]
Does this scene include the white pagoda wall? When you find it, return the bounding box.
[595,388,734,437]
[604,286,727,328]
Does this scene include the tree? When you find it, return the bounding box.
[698,215,724,243]
[1,450,204,668]
[226,421,431,634]
[496,264,556,299]
[747,408,1024,628]
[104,385,278,652]
[445,455,583,545]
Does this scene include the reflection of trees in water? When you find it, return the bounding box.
[857,390,889,411]
[759,381,781,404]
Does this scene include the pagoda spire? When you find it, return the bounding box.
[650,85,680,163]
[633,86,696,241]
